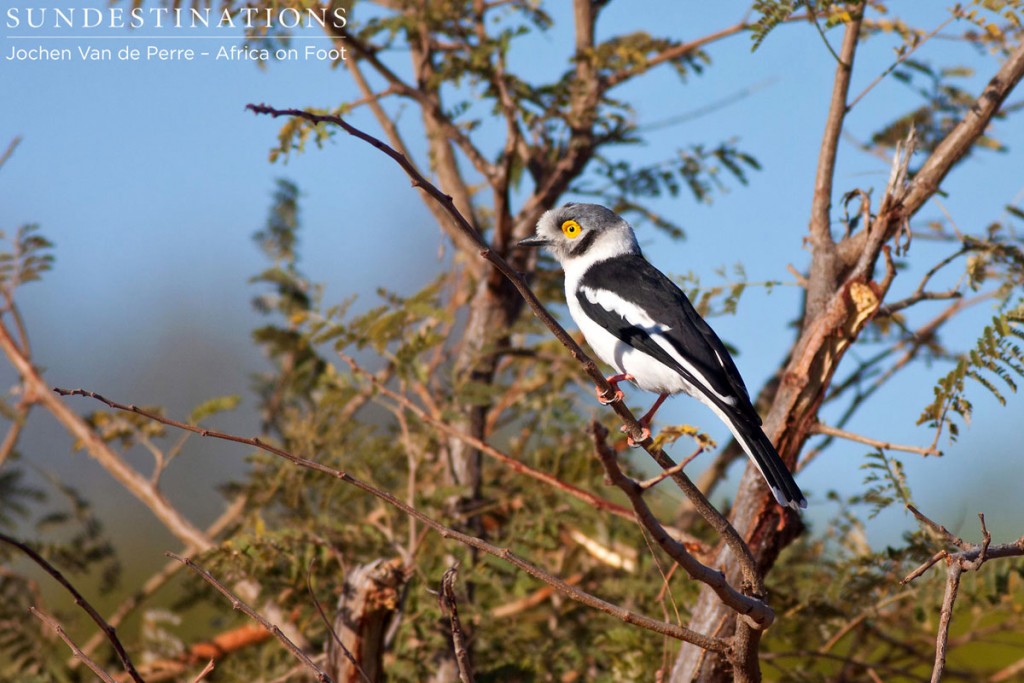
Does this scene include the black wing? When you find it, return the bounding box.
[576,254,806,509]
[576,254,752,411]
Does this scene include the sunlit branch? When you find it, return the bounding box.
[57,387,723,650]
[243,102,760,590]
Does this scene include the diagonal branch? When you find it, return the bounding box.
[901,41,1024,217]
[56,387,727,652]
[0,530,144,683]
[0,319,210,551]
[242,104,756,579]
[30,608,117,683]
[591,422,775,630]
[167,552,333,683]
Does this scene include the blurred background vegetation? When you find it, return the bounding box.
[2,1,1024,681]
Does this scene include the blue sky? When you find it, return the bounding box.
[2,2,1023,554]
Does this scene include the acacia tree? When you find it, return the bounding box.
[2,1,1024,681]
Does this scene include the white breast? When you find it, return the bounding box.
[564,277,693,396]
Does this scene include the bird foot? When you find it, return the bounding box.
[597,373,635,405]
[622,424,650,447]
[596,386,624,405]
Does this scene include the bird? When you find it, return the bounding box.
[518,203,806,510]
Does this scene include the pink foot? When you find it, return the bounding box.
[597,373,635,405]
[622,424,651,447]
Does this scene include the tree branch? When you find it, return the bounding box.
[30,607,117,683]
[0,318,211,550]
[439,564,475,683]
[167,552,333,683]
[810,422,940,456]
[805,10,862,324]
[846,13,957,112]
[0,530,144,683]
[897,506,1024,683]
[56,387,725,651]
[591,422,775,631]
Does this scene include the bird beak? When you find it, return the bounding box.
[518,235,551,248]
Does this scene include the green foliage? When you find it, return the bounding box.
[215,179,710,680]
[0,467,45,528]
[0,224,54,291]
[0,570,71,683]
[5,3,1024,680]
[750,0,806,52]
[860,449,914,518]
[870,58,1004,153]
[763,493,1024,681]
[581,142,761,217]
[0,472,120,678]
[187,394,242,424]
[918,303,1024,443]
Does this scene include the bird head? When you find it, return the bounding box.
[518,203,640,266]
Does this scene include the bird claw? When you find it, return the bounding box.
[596,386,624,405]
[597,374,635,405]
[622,424,650,447]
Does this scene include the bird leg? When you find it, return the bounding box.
[596,373,635,405]
[623,392,669,447]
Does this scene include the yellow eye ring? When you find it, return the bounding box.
[561,219,582,239]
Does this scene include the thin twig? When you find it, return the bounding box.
[846,13,956,112]
[0,399,30,469]
[931,561,962,683]
[167,552,334,683]
[338,351,679,534]
[806,0,842,64]
[810,422,939,456]
[30,607,117,683]
[440,564,475,683]
[191,659,216,683]
[906,504,966,548]
[243,103,761,592]
[0,136,21,171]
[307,559,373,683]
[58,387,725,651]
[75,493,247,666]
[991,654,1024,682]
[895,506,1024,682]
[880,244,970,316]
[0,531,144,683]
[900,549,948,586]
[818,590,916,654]
[490,573,585,619]
[591,422,775,630]
[638,446,704,490]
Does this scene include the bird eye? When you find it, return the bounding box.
[561,220,582,239]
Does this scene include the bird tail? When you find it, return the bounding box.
[728,411,807,510]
